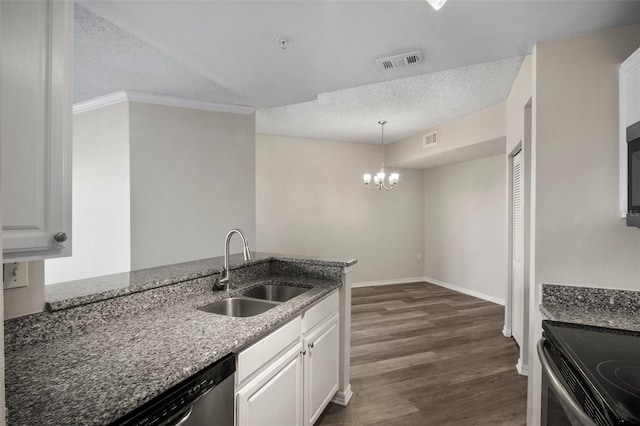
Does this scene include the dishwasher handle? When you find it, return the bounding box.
[537,339,597,426]
[171,407,193,426]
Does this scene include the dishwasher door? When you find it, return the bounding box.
[173,373,234,426]
[113,353,236,426]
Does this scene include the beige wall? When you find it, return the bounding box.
[423,155,507,302]
[386,102,506,168]
[129,102,256,269]
[506,56,533,155]
[535,25,640,291]
[527,24,640,426]
[256,134,424,284]
[45,102,131,284]
[3,261,44,319]
[0,35,5,414]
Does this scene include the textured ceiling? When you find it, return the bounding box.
[257,57,523,144]
[74,4,248,106]
[75,0,640,144]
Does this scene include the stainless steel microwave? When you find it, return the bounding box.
[628,121,640,227]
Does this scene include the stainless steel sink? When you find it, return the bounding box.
[198,297,279,317]
[242,284,309,302]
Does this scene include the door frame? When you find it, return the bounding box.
[504,99,532,376]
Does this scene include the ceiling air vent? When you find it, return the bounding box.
[423,131,437,148]
[376,51,423,72]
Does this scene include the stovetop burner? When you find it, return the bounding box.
[597,361,640,398]
[543,321,640,425]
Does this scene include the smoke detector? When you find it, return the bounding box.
[376,51,423,72]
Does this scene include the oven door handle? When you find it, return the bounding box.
[537,339,598,426]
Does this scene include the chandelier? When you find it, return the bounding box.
[363,120,399,191]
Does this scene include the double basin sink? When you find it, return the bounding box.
[198,284,309,318]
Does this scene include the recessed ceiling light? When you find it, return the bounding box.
[426,0,448,11]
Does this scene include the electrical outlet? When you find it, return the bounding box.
[416,253,422,261]
[3,262,29,289]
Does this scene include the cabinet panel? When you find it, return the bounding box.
[237,316,301,386]
[303,290,338,333]
[237,346,303,426]
[626,64,640,127]
[304,314,339,425]
[0,0,72,262]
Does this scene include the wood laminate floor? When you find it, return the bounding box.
[317,282,528,426]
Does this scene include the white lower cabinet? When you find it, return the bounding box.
[304,313,339,425]
[236,344,304,426]
[236,291,340,426]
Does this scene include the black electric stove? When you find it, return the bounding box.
[542,320,640,426]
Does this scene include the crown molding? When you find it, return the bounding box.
[73,90,255,115]
[73,91,128,114]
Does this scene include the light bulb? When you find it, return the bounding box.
[425,0,447,10]
[363,173,372,184]
[374,175,381,185]
[376,171,386,181]
[389,173,399,185]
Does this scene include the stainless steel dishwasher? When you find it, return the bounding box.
[112,353,235,426]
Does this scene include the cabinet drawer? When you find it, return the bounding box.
[237,315,301,385]
[303,290,338,334]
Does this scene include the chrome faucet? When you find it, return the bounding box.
[216,228,252,291]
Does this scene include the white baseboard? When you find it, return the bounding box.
[424,276,505,306]
[351,276,505,306]
[502,325,512,337]
[351,277,425,288]
[516,358,529,376]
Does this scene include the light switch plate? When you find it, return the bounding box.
[3,262,29,289]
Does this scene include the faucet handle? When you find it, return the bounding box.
[212,273,224,291]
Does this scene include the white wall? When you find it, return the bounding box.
[129,102,256,270]
[527,24,640,426]
[256,134,424,284]
[45,102,131,284]
[423,155,507,303]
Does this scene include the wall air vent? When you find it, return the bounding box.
[423,131,437,148]
[376,51,423,72]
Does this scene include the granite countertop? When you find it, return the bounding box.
[6,272,344,425]
[45,252,356,311]
[541,283,640,332]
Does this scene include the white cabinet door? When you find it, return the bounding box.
[237,345,304,426]
[0,0,73,262]
[620,47,640,216]
[622,50,640,128]
[304,313,339,426]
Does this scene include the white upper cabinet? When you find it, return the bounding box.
[1,0,73,262]
[622,48,640,128]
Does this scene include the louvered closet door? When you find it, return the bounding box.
[512,151,524,347]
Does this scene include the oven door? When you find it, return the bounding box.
[627,121,640,227]
[538,340,598,426]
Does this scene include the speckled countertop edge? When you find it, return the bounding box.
[45,252,355,312]
[6,276,342,426]
[540,283,640,332]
